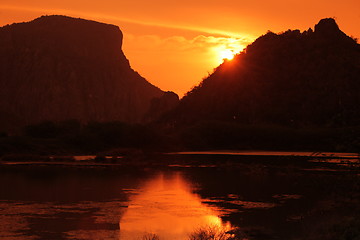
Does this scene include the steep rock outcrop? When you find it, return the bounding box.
[0,15,172,131]
[144,91,179,122]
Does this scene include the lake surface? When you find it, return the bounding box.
[0,154,359,240]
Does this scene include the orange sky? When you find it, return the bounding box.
[1,1,359,96]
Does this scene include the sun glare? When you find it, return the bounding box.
[213,40,245,65]
[220,49,236,61]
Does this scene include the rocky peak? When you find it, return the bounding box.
[314,18,345,38]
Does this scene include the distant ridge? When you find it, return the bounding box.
[0,15,178,131]
[167,18,360,127]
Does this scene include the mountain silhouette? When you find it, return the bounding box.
[167,18,360,127]
[0,15,176,131]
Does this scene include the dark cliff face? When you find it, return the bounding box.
[168,18,360,127]
[0,15,167,131]
[144,91,180,122]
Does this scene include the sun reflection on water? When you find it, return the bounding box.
[119,172,231,240]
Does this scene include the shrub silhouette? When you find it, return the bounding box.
[167,18,360,128]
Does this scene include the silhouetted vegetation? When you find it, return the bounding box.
[0,118,360,156]
[142,233,160,240]
[24,120,79,139]
[0,132,7,138]
[188,226,236,240]
[139,225,246,240]
[177,120,360,152]
[166,18,360,129]
[20,121,163,154]
[0,121,153,156]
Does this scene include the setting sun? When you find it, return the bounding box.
[213,42,244,65]
[220,49,236,61]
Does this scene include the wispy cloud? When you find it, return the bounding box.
[0,4,253,39]
[123,34,251,90]
[124,34,250,53]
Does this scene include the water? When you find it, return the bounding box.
[0,166,230,240]
[0,154,359,240]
